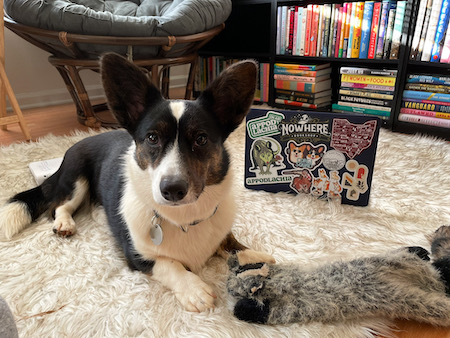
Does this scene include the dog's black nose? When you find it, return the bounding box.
[160,177,188,202]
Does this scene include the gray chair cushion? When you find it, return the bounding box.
[4,0,231,37]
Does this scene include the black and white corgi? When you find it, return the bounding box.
[0,53,274,312]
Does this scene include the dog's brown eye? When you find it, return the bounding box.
[147,133,159,145]
[195,134,208,146]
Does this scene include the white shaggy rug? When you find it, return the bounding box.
[0,123,450,337]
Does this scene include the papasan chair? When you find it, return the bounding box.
[4,0,231,127]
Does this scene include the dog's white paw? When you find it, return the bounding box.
[53,215,76,237]
[236,249,276,266]
[175,273,216,312]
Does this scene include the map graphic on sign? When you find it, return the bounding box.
[330,119,378,158]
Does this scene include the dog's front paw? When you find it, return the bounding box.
[53,215,76,237]
[236,249,276,266]
[175,273,216,312]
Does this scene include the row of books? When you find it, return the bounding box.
[194,57,270,102]
[399,74,450,128]
[410,0,450,62]
[276,0,407,59]
[273,63,332,109]
[332,66,397,119]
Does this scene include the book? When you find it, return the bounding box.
[341,73,396,86]
[295,7,303,55]
[341,82,395,91]
[322,4,332,57]
[407,74,450,85]
[347,2,357,57]
[316,5,325,57]
[340,67,398,76]
[273,74,331,82]
[275,88,333,100]
[405,83,450,93]
[382,2,397,59]
[400,107,450,119]
[276,6,283,54]
[275,92,332,105]
[398,113,450,127]
[274,79,332,93]
[339,94,393,107]
[402,99,450,112]
[338,3,348,57]
[332,4,342,57]
[274,63,332,72]
[389,0,406,59]
[410,0,429,59]
[360,1,375,59]
[368,1,382,59]
[339,88,394,100]
[421,0,444,61]
[441,15,450,62]
[375,0,391,58]
[337,101,391,112]
[332,103,391,117]
[275,99,331,109]
[292,6,299,55]
[343,2,353,57]
[416,0,434,59]
[328,4,338,57]
[402,90,450,102]
[430,0,450,62]
[274,68,332,77]
[305,4,313,56]
[310,5,320,56]
[351,2,366,58]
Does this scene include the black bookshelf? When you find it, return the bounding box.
[200,0,450,139]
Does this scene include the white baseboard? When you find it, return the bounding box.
[7,75,188,111]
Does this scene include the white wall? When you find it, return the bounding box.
[5,30,189,110]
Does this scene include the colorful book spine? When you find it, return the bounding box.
[367,2,382,59]
[398,113,450,127]
[343,2,353,57]
[351,2,366,58]
[421,0,444,61]
[295,7,303,55]
[382,2,397,59]
[322,4,332,57]
[280,6,288,54]
[430,0,450,62]
[410,0,428,60]
[402,90,450,102]
[292,7,299,55]
[337,101,391,112]
[402,100,450,112]
[400,108,450,119]
[416,0,434,59]
[341,82,395,91]
[329,4,337,57]
[341,73,396,86]
[316,5,325,57]
[340,67,397,76]
[273,74,330,82]
[332,103,391,117]
[338,3,348,57]
[274,79,332,92]
[310,5,320,57]
[275,99,329,108]
[304,4,313,56]
[276,6,282,54]
[339,88,394,100]
[339,95,392,106]
[275,88,332,99]
[375,0,391,58]
[389,0,406,59]
[300,6,308,56]
[407,74,450,85]
[274,63,331,72]
[347,2,357,57]
[405,83,450,93]
[359,1,374,59]
[440,16,450,62]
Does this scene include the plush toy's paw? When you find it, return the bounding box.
[233,298,270,324]
[406,246,430,261]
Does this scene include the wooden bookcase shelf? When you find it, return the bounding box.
[200,0,450,139]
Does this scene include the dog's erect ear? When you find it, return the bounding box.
[197,60,257,138]
[100,53,163,133]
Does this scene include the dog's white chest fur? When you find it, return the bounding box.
[119,144,236,273]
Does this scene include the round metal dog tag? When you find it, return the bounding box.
[150,223,163,246]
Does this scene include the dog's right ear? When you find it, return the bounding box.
[100,53,163,133]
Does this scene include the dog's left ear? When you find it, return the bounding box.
[197,60,257,138]
[100,53,163,133]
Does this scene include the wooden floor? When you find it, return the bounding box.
[1,102,450,338]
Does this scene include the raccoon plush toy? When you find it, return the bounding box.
[227,225,450,326]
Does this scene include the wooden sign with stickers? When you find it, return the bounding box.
[244,108,381,206]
